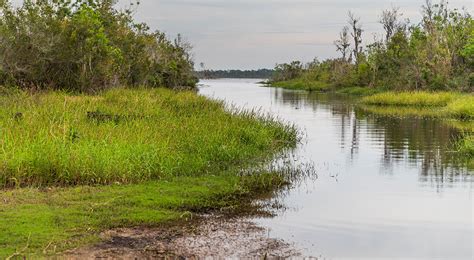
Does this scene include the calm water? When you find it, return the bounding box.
[199,79,473,259]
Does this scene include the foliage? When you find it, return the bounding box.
[272,61,304,82]
[196,69,274,79]
[0,88,298,187]
[270,78,330,92]
[271,1,473,92]
[0,0,197,92]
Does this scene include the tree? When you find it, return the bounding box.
[348,12,363,63]
[334,26,351,61]
[380,6,406,42]
[0,0,197,92]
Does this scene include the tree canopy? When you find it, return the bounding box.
[0,0,198,92]
[272,1,473,92]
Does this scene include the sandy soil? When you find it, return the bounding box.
[66,215,301,259]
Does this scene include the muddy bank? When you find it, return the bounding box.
[66,216,301,259]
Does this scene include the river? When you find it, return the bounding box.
[199,79,473,259]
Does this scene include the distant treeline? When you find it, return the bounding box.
[196,69,274,79]
[272,1,473,92]
[0,0,197,92]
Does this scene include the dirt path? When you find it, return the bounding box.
[66,216,301,259]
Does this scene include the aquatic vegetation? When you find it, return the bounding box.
[445,96,474,120]
[457,136,474,156]
[455,135,474,169]
[361,92,459,107]
[358,105,441,118]
[0,88,298,187]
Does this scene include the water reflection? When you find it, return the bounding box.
[199,79,473,259]
[271,89,472,186]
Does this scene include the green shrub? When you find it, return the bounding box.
[0,0,197,92]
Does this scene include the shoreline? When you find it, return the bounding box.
[66,214,301,259]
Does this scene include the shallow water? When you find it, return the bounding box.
[199,79,473,259]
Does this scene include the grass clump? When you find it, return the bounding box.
[361,92,459,107]
[0,88,297,187]
[457,136,474,156]
[445,96,474,120]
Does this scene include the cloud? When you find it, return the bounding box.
[9,0,474,69]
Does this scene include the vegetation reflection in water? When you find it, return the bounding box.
[271,89,473,185]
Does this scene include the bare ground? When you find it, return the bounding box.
[65,215,301,259]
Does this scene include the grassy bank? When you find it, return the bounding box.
[0,88,298,257]
[0,173,290,258]
[0,88,297,187]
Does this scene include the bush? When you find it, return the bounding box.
[0,0,197,92]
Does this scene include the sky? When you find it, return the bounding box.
[11,0,474,69]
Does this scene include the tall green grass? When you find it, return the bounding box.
[0,88,298,187]
[361,92,474,120]
[361,92,459,107]
[445,96,474,120]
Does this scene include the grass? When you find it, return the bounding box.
[358,105,440,118]
[361,91,459,107]
[457,135,474,156]
[360,91,474,120]
[0,173,289,258]
[0,87,299,257]
[270,79,331,92]
[445,96,474,120]
[0,88,297,187]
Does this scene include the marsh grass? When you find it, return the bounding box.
[358,105,441,118]
[0,87,302,257]
[361,92,459,107]
[0,88,298,187]
[360,92,474,169]
[361,92,474,120]
[445,96,474,120]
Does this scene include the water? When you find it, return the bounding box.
[199,79,473,259]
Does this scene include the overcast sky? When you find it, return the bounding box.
[12,0,474,69]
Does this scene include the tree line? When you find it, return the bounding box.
[196,67,274,79]
[272,1,473,92]
[0,0,198,92]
